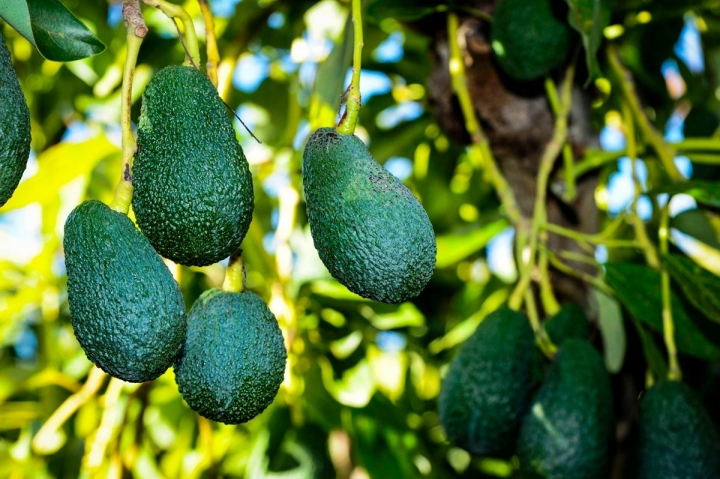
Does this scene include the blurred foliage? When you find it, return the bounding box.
[2,0,720,478]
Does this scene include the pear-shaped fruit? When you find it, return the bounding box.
[132,66,254,266]
[64,200,186,382]
[302,128,436,303]
[174,289,286,424]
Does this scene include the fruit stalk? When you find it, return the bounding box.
[140,0,200,67]
[659,202,681,380]
[607,45,682,181]
[110,1,146,214]
[623,102,661,269]
[337,0,363,135]
[508,62,575,317]
[223,250,246,293]
[446,13,523,227]
[198,0,219,87]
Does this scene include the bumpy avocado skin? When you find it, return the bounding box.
[132,66,253,266]
[491,0,572,81]
[302,128,436,304]
[543,303,591,346]
[0,32,31,208]
[174,289,287,424]
[518,339,614,479]
[635,380,720,479]
[438,308,535,456]
[63,200,186,382]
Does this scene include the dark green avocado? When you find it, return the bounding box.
[0,31,31,208]
[132,65,254,266]
[63,200,186,382]
[438,308,535,456]
[543,303,591,346]
[491,0,572,81]
[174,289,286,424]
[518,339,614,479]
[302,127,436,304]
[635,380,720,479]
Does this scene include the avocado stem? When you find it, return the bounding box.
[197,0,219,88]
[140,0,201,68]
[336,0,363,135]
[659,203,682,381]
[223,249,246,293]
[607,45,683,182]
[110,7,146,214]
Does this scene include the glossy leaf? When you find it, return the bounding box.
[605,262,720,361]
[563,0,611,79]
[0,0,105,62]
[591,287,626,373]
[663,254,720,323]
[647,180,720,208]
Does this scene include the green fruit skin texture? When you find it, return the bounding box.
[64,200,186,382]
[636,380,720,479]
[0,32,31,208]
[174,289,287,424]
[491,0,571,81]
[543,303,591,346]
[302,128,436,304]
[132,65,253,266]
[438,308,535,456]
[518,339,614,479]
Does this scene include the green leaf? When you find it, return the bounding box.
[367,0,448,22]
[435,219,509,268]
[647,180,720,208]
[663,254,720,323]
[671,208,720,251]
[563,0,611,80]
[591,287,626,373]
[0,0,105,61]
[631,319,668,380]
[605,262,720,361]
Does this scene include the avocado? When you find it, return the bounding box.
[302,128,436,304]
[635,380,720,479]
[132,65,254,266]
[438,308,535,456]
[543,304,591,346]
[63,200,186,382]
[0,32,31,208]
[517,339,614,479]
[491,0,572,81]
[174,289,286,424]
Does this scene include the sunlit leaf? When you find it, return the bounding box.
[2,136,120,212]
[369,302,425,329]
[605,262,720,361]
[670,208,720,250]
[435,218,508,268]
[0,0,105,61]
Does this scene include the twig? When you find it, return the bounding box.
[659,203,681,380]
[337,0,363,135]
[140,0,200,67]
[198,0,219,87]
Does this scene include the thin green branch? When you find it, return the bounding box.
[659,203,681,380]
[446,12,524,228]
[337,0,363,135]
[607,45,682,181]
[509,63,575,310]
[545,249,613,295]
[110,2,146,214]
[198,0,219,87]
[622,102,660,269]
[141,0,200,67]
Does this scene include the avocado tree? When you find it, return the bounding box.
[1,0,720,477]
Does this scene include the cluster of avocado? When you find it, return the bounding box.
[63,65,286,424]
[0,32,31,208]
[439,305,720,478]
[302,127,436,304]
